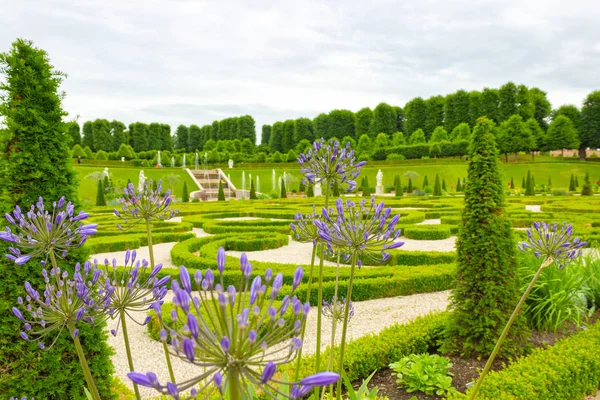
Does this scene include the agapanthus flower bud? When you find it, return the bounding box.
[114,180,178,230]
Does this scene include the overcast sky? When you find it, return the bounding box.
[1,0,599,134]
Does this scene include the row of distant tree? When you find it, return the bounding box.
[67,115,257,153]
[66,84,600,161]
[262,85,600,159]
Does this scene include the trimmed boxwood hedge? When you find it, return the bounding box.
[87,232,195,253]
[402,225,453,240]
[449,320,600,399]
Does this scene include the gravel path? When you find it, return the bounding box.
[107,290,450,398]
[400,236,456,252]
[525,205,542,213]
[417,219,441,225]
[228,237,339,266]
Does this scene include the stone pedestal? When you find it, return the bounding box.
[376,184,384,195]
[314,182,322,197]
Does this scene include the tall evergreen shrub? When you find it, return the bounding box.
[218,180,225,201]
[182,181,189,202]
[433,174,442,196]
[445,117,527,358]
[582,173,593,196]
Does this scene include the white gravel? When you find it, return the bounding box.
[228,237,339,266]
[107,290,450,399]
[417,219,441,225]
[525,205,542,213]
[399,237,457,252]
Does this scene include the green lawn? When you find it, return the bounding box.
[75,166,198,204]
[75,159,600,203]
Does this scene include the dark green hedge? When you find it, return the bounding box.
[87,232,195,253]
[449,320,600,399]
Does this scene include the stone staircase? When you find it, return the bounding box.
[188,169,237,200]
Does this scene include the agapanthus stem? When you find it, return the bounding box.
[120,312,142,400]
[69,323,102,400]
[294,244,318,381]
[336,252,357,400]
[315,183,331,375]
[146,219,176,384]
[326,254,341,396]
[229,368,240,400]
[467,257,552,400]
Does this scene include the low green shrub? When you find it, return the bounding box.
[389,353,455,397]
[284,313,448,382]
[450,319,600,399]
[86,232,195,253]
[402,226,453,240]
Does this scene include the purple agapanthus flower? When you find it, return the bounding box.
[297,138,365,192]
[12,260,114,349]
[128,247,339,398]
[518,222,587,268]
[103,249,170,336]
[316,197,404,264]
[114,180,178,229]
[290,206,329,247]
[0,197,96,264]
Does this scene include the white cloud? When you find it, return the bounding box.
[1,0,599,136]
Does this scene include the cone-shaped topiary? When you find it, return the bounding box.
[433,174,442,196]
[582,172,593,196]
[569,174,576,192]
[395,176,403,197]
[218,180,225,201]
[548,177,552,187]
[510,177,514,189]
[445,117,527,358]
[332,182,340,197]
[250,179,257,199]
[182,181,189,202]
[307,183,315,197]
[422,175,429,189]
[525,170,535,196]
[362,176,371,197]
[456,177,461,192]
[299,180,306,193]
[575,175,579,187]
[280,178,287,198]
[522,176,526,189]
[96,180,106,206]
[407,178,413,194]
[442,178,446,191]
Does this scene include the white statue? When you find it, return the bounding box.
[138,170,146,192]
[376,169,383,186]
[103,167,109,178]
[228,159,234,169]
[376,169,384,195]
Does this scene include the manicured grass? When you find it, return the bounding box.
[74,165,198,204]
[75,159,600,202]
[225,161,600,193]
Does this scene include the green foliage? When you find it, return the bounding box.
[525,170,535,196]
[451,321,600,400]
[182,181,189,203]
[422,175,429,189]
[408,129,426,144]
[429,126,449,143]
[357,134,372,154]
[547,115,579,157]
[174,124,189,150]
[282,119,295,152]
[402,225,452,240]
[525,118,545,152]
[260,124,271,146]
[95,150,108,160]
[355,107,374,138]
[498,114,534,160]
[280,178,287,198]
[217,180,225,201]
[445,117,527,358]
[444,89,470,133]
[287,312,448,383]
[370,102,397,136]
[307,183,314,197]
[362,176,371,197]
[374,132,390,148]
[71,144,86,158]
[581,172,593,196]
[580,90,600,155]
[67,121,81,146]
[116,143,135,160]
[269,122,284,152]
[395,175,402,197]
[328,109,356,141]
[481,87,500,123]
[518,254,591,332]
[425,95,446,138]
[407,178,413,194]
[0,38,79,210]
[249,179,257,200]
[293,117,314,143]
[392,132,406,146]
[404,97,427,136]
[433,174,442,196]
[429,143,441,158]
[91,118,113,152]
[390,354,454,397]
[499,81,518,122]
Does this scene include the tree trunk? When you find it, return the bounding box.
[579,145,587,161]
